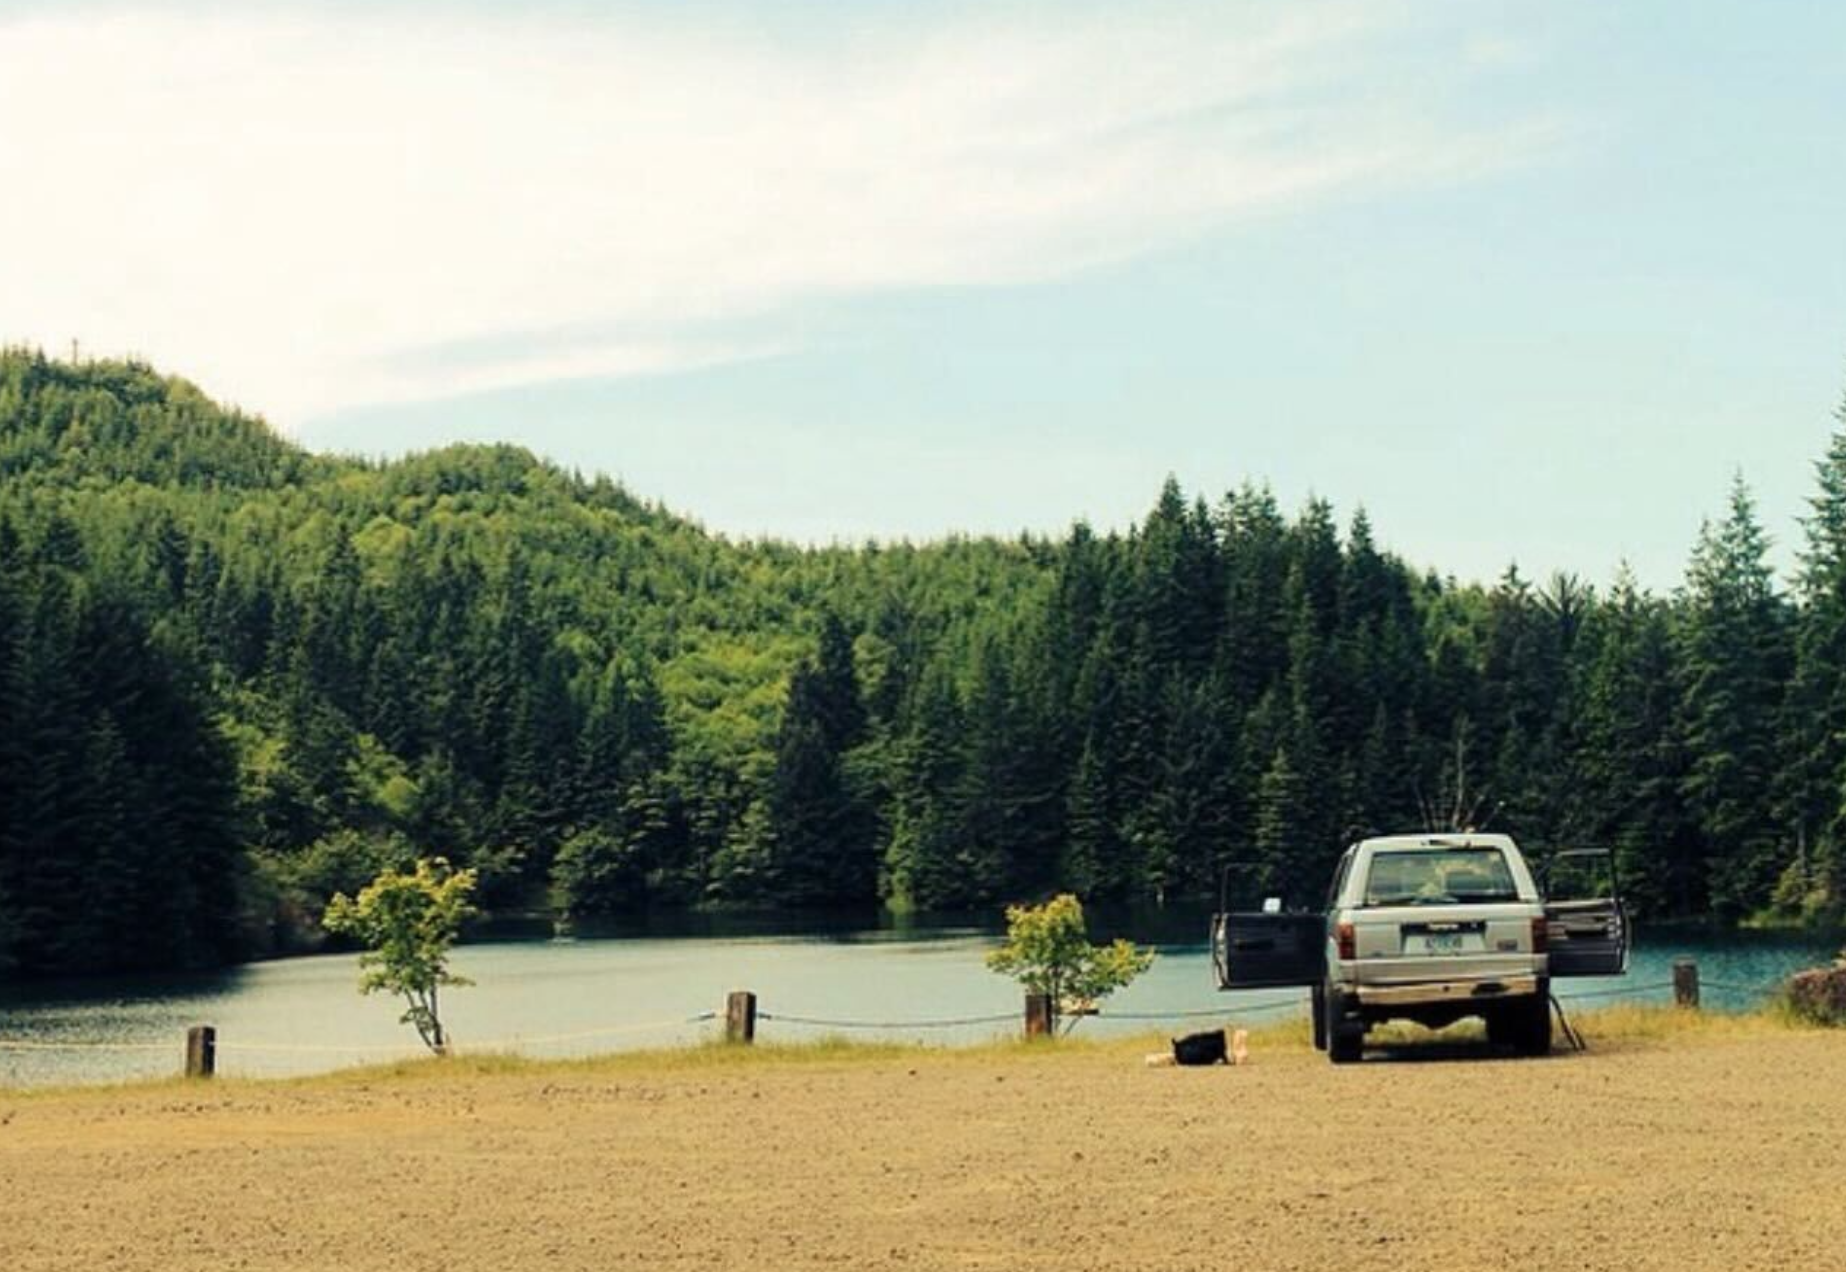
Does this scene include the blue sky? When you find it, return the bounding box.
[2,0,1841,587]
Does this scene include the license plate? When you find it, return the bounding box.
[1416,933,1466,955]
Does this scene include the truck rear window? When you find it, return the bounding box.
[1362,848,1518,907]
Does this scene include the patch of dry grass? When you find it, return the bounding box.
[3,999,1831,1104]
[281,998,1825,1084]
[1574,999,1810,1045]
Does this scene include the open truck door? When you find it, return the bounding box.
[1543,848,1629,978]
[1210,863,1327,990]
[1211,912,1325,989]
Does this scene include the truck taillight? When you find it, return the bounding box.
[1336,922,1356,961]
[1531,917,1549,955]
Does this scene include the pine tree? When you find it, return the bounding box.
[0,550,28,971]
[1678,477,1793,918]
[1575,568,1695,916]
[883,661,968,909]
[1253,746,1311,905]
[768,615,874,904]
[1063,732,1119,898]
[768,663,857,903]
[1218,483,1289,711]
[1784,398,1846,913]
[811,612,866,754]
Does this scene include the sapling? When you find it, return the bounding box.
[324,857,478,1055]
[986,893,1154,1034]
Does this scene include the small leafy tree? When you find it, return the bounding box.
[323,858,478,1055]
[986,894,1154,1033]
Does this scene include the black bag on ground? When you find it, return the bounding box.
[1171,1029,1228,1066]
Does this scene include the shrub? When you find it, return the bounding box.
[275,829,416,908]
[985,894,1154,1033]
[323,858,479,1054]
[551,828,648,920]
[1782,959,1846,1027]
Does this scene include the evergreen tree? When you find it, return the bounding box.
[1574,569,1695,916]
[883,661,968,909]
[768,615,874,905]
[1783,398,1846,913]
[1253,746,1311,905]
[1063,732,1119,898]
[1678,477,1793,918]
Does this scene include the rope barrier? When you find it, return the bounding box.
[451,1012,718,1052]
[1,1011,722,1058]
[216,1011,722,1056]
[214,1040,426,1056]
[1700,978,1785,994]
[1103,1000,1303,1021]
[1553,979,1677,1002]
[0,1038,176,1053]
[757,1010,1018,1030]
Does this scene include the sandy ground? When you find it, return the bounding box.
[3,1022,1844,1272]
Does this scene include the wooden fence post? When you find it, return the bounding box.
[1673,959,1700,1009]
[1024,992,1053,1039]
[185,1025,216,1078]
[725,991,757,1044]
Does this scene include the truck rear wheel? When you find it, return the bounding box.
[1328,1025,1363,1064]
[1325,989,1362,1064]
[1516,992,1552,1057]
[1484,993,1551,1056]
[1485,1004,1516,1049]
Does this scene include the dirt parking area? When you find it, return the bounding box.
[3,1021,1843,1271]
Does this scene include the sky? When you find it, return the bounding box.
[1,0,1842,587]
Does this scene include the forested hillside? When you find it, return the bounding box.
[2,349,1843,976]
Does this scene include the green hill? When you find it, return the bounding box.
[1,349,1840,976]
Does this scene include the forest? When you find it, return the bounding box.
[1,348,1843,977]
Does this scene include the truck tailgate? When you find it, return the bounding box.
[1348,904,1541,986]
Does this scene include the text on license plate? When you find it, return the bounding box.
[1414,933,1467,954]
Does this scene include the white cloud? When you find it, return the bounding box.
[0,2,1552,426]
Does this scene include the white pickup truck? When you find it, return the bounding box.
[1211,833,1628,1063]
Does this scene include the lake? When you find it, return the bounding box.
[0,908,1835,1088]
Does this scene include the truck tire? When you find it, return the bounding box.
[1311,983,1328,1051]
[1485,1004,1515,1049]
[1516,992,1551,1057]
[1328,1025,1363,1064]
[1325,990,1362,1065]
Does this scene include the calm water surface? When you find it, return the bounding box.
[0,908,1834,1088]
